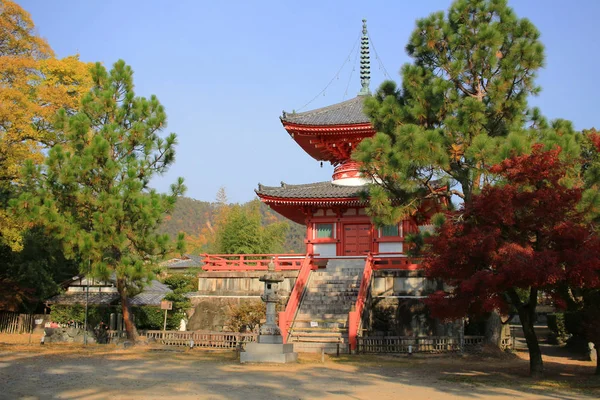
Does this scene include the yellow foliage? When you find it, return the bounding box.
[0,0,93,248]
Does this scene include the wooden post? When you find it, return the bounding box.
[160,300,173,336]
[163,309,168,333]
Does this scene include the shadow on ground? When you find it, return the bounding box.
[0,342,598,400]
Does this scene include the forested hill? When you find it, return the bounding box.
[158,196,306,254]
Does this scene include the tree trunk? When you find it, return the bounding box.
[117,278,138,342]
[485,311,502,347]
[519,307,544,378]
[507,288,543,378]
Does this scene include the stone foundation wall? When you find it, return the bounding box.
[372,270,440,297]
[197,271,297,296]
[366,297,460,337]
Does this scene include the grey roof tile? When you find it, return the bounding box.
[281,96,370,126]
[46,292,119,305]
[129,292,169,306]
[161,255,204,270]
[129,280,172,306]
[256,181,368,199]
[47,279,171,307]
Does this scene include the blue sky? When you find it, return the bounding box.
[20,0,600,203]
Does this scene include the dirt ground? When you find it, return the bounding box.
[0,333,599,400]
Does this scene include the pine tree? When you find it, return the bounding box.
[15,60,185,341]
[353,0,578,224]
[352,0,581,347]
[215,186,228,206]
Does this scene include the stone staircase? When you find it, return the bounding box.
[288,258,366,354]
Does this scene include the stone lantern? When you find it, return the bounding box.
[240,259,298,363]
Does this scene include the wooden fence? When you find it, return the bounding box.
[0,312,37,334]
[357,335,486,354]
[106,330,258,349]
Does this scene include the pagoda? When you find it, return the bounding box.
[256,20,418,258]
[200,21,450,350]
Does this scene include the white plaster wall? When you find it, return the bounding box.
[378,242,403,253]
[313,243,337,257]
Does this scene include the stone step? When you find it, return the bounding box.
[317,272,362,277]
[288,336,345,343]
[318,270,364,276]
[292,321,347,329]
[289,341,351,354]
[289,326,348,337]
[306,289,359,295]
[311,282,360,287]
[300,301,354,312]
[299,304,356,310]
[314,270,364,276]
[296,313,348,320]
[289,330,344,338]
[311,278,360,284]
[298,310,351,316]
[303,293,357,304]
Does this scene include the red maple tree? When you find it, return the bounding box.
[424,145,600,377]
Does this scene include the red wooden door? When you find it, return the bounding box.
[343,224,371,256]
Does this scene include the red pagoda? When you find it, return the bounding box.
[202,20,448,351]
[256,20,416,258]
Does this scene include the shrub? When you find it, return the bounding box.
[225,300,265,332]
[50,304,111,328]
[133,306,181,330]
[547,313,568,344]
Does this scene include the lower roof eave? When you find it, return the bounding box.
[257,196,366,207]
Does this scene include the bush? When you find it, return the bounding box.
[133,306,182,330]
[50,304,112,328]
[547,313,568,344]
[225,300,265,332]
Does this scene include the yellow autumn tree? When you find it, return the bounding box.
[0,0,92,249]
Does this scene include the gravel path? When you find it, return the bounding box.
[0,344,598,400]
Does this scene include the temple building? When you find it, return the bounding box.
[197,20,458,352]
[256,20,420,258]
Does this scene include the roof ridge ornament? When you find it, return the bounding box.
[358,18,370,96]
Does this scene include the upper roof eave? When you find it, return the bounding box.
[280,96,371,126]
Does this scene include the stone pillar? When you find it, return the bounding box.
[240,259,298,363]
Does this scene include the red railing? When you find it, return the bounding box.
[370,253,422,270]
[278,254,314,343]
[348,253,374,351]
[202,254,306,271]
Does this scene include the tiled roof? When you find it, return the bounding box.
[281,96,371,126]
[160,254,203,270]
[256,181,368,199]
[130,280,171,306]
[46,292,119,305]
[129,292,168,306]
[47,280,172,307]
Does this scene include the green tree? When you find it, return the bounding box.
[0,0,92,250]
[15,60,185,341]
[0,227,78,311]
[352,0,579,346]
[215,200,288,254]
[354,0,578,224]
[580,129,600,226]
